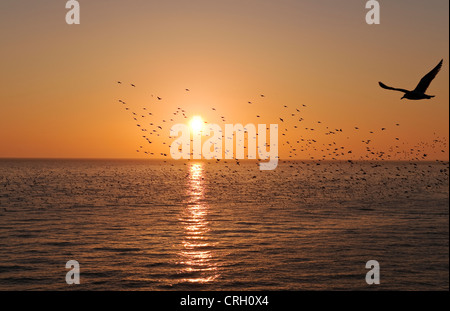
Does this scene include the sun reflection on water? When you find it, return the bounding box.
[176,163,219,284]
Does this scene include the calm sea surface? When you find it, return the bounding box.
[0,159,448,290]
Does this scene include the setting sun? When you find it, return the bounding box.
[190,116,204,133]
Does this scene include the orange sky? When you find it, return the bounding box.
[0,0,448,160]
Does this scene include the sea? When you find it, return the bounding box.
[0,159,448,291]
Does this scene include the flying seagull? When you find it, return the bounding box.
[379,59,443,100]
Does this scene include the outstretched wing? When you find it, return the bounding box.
[378,82,408,93]
[414,59,443,93]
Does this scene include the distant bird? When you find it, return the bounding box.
[131,84,136,87]
[379,59,443,100]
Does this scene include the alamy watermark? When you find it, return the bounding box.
[366,0,381,25]
[366,260,380,285]
[65,1,380,25]
[66,260,80,284]
[63,259,380,286]
[170,123,279,171]
[66,0,80,25]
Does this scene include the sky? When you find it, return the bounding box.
[0,0,448,160]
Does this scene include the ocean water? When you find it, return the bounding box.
[0,159,448,291]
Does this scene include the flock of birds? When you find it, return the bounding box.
[115,62,448,169]
[110,60,449,200]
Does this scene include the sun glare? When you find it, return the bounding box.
[190,116,204,133]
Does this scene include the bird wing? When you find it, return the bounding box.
[414,59,443,93]
[378,82,408,93]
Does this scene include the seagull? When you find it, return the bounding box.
[379,59,443,100]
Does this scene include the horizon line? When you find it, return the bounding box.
[0,157,448,163]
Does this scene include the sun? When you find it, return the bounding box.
[190,116,204,133]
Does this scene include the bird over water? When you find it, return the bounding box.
[379,59,443,100]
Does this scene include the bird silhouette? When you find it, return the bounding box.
[379,59,443,100]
